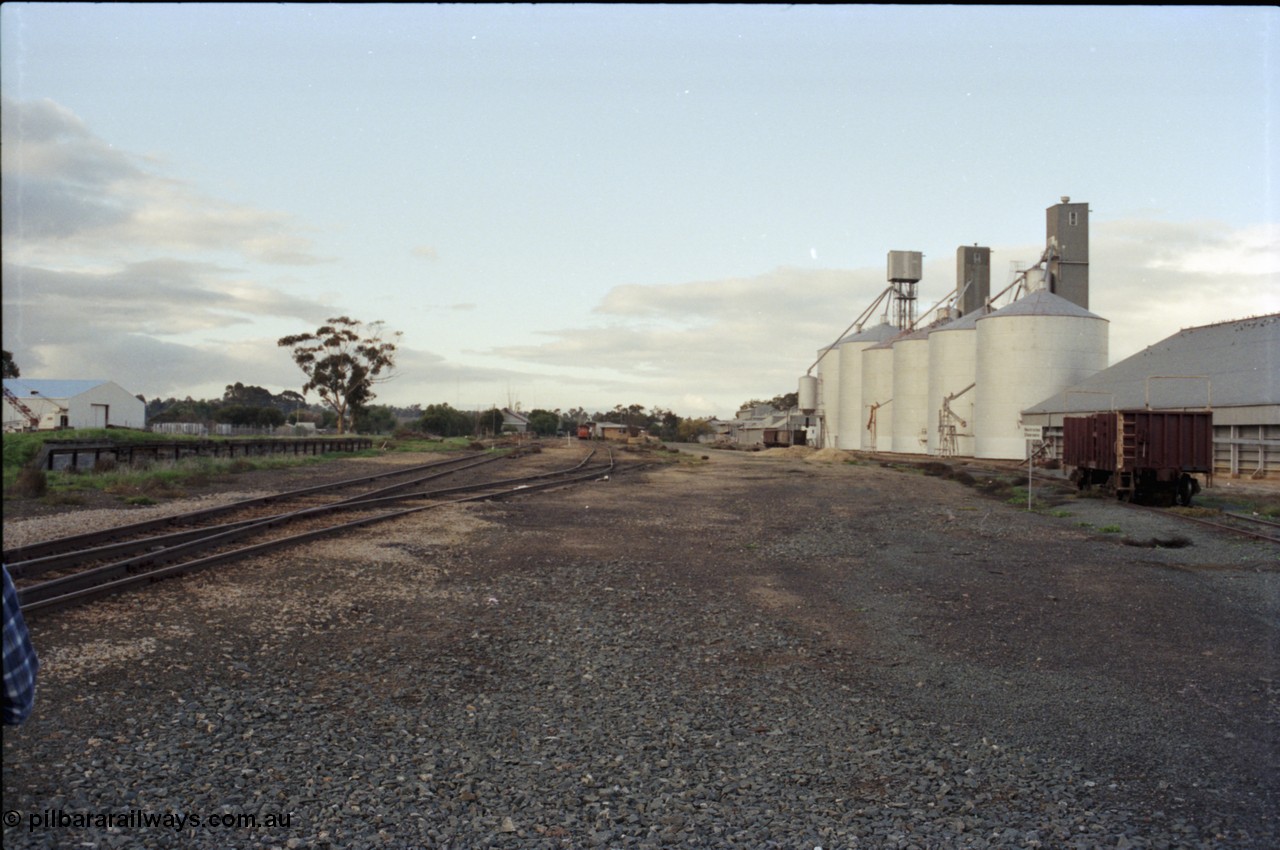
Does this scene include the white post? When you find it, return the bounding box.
[1024,425,1041,511]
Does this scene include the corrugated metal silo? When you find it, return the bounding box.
[836,323,898,450]
[860,338,897,452]
[814,340,845,448]
[891,327,932,455]
[926,309,983,457]
[974,290,1108,459]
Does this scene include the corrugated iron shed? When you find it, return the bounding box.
[1023,313,1279,425]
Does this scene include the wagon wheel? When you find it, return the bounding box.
[1177,474,1196,507]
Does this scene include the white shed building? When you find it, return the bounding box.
[2,379,147,432]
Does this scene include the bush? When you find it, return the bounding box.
[9,466,47,498]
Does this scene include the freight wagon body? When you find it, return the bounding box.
[1063,410,1213,506]
[762,428,807,448]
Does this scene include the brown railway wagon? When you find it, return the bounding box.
[762,429,807,448]
[1063,410,1213,506]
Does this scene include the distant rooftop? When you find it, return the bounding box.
[3,378,110,399]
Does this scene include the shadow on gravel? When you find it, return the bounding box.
[1121,535,1194,549]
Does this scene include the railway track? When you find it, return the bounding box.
[1120,504,1280,545]
[3,449,508,566]
[12,446,616,615]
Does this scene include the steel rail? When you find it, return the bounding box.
[10,451,583,581]
[1223,511,1280,531]
[3,450,506,564]
[1117,501,1280,546]
[19,449,615,614]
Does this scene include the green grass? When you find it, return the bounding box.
[1100,524,1123,534]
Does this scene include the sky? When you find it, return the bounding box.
[2,4,1277,419]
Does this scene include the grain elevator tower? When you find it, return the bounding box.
[1046,196,1089,309]
[956,245,991,316]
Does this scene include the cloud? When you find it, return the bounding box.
[412,245,440,261]
[0,95,326,266]
[1,258,339,400]
[1089,218,1280,360]
[3,260,332,339]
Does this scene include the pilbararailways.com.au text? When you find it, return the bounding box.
[12,808,292,833]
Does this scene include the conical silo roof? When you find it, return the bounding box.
[977,289,1105,321]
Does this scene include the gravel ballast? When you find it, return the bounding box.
[3,445,1277,849]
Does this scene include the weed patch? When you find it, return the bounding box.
[8,467,48,498]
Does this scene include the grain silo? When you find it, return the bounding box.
[814,335,853,448]
[835,323,898,449]
[974,290,1108,459]
[860,337,897,452]
[926,308,983,457]
[890,326,932,455]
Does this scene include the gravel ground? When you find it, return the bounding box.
[2,444,1277,849]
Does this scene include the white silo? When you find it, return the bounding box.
[836,323,898,450]
[797,374,818,414]
[860,337,897,452]
[890,327,932,455]
[974,290,1108,459]
[814,338,848,448]
[926,309,983,457]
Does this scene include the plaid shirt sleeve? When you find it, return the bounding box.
[3,565,39,725]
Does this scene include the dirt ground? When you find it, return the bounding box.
[4,442,1278,845]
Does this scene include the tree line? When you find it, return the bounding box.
[140,392,719,441]
[8,316,790,441]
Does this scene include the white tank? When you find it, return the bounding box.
[835,323,898,450]
[860,339,897,452]
[890,327,931,455]
[797,375,818,413]
[926,310,982,456]
[814,341,844,448]
[974,290,1108,459]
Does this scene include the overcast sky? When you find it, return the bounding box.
[2,4,1277,418]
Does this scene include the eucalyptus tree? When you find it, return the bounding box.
[278,317,401,434]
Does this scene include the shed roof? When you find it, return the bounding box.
[3,378,110,400]
[1023,313,1279,414]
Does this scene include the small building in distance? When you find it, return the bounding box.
[501,408,531,434]
[3,379,147,432]
[1022,314,1280,479]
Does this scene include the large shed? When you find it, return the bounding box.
[3,379,147,432]
[1022,314,1279,479]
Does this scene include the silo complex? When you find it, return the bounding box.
[835,323,898,450]
[974,290,1108,459]
[860,339,897,451]
[890,328,932,454]
[926,310,982,457]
